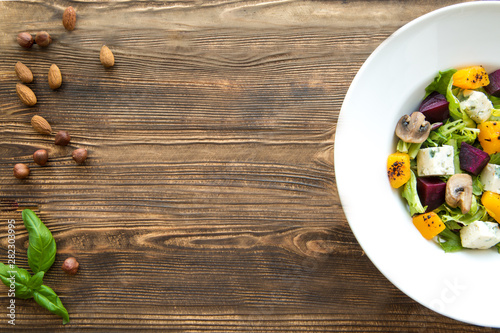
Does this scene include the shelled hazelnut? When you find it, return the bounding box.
[62,257,79,275]
[17,32,34,48]
[34,31,52,47]
[55,131,71,146]
[72,148,87,164]
[13,163,30,179]
[33,149,49,166]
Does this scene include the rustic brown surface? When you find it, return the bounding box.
[0,0,496,331]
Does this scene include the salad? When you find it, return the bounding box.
[387,66,500,252]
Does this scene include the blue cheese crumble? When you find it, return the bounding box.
[417,145,455,177]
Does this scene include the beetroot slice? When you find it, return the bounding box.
[419,92,450,123]
[417,177,446,212]
[459,142,490,176]
[485,69,500,97]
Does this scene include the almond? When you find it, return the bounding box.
[15,61,33,83]
[31,115,52,135]
[48,64,62,89]
[16,83,37,106]
[100,45,115,68]
[63,6,76,31]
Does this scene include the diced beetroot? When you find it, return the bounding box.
[485,69,500,97]
[417,177,446,212]
[419,92,450,123]
[459,142,490,175]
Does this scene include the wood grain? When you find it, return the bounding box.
[1,0,494,332]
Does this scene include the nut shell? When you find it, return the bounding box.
[72,148,88,164]
[100,45,115,68]
[33,149,49,166]
[15,61,33,83]
[35,31,52,47]
[31,115,52,135]
[16,83,37,106]
[62,257,79,275]
[55,131,71,146]
[13,163,30,179]
[48,64,62,89]
[17,32,34,48]
[62,6,76,31]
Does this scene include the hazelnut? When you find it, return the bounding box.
[62,257,79,275]
[72,148,88,164]
[13,163,30,179]
[17,32,34,48]
[34,31,52,47]
[54,131,71,146]
[33,149,48,166]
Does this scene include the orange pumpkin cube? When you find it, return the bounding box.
[387,152,411,188]
[478,121,500,154]
[482,191,500,223]
[452,66,489,90]
[412,212,445,240]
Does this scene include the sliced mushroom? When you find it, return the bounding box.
[395,111,431,143]
[445,174,473,214]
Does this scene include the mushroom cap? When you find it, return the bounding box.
[395,112,431,143]
[445,174,473,214]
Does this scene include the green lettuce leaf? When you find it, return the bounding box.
[447,79,466,123]
[425,69,457,97]
[445,139,461,175]
[402,170,426,216]
[437,226,463,253]
[425,119,479,147]
[397,140,411,153]
[490,153,500,165]
[435,197,487,227]
[472,175,484,196]
[396,140,421,159]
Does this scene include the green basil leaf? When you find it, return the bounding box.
[22,209,56,274]
[0,263,34,299]
[27,271,44,290]
[33,285,70,325]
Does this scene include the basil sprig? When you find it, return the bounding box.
[22,209,56,274]
[0,209,69,324]
[34,285,70,325]
[0,263,33,299]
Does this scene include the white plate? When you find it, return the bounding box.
[335,2,500,328]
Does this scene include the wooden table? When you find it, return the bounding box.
[1,0,496,331]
